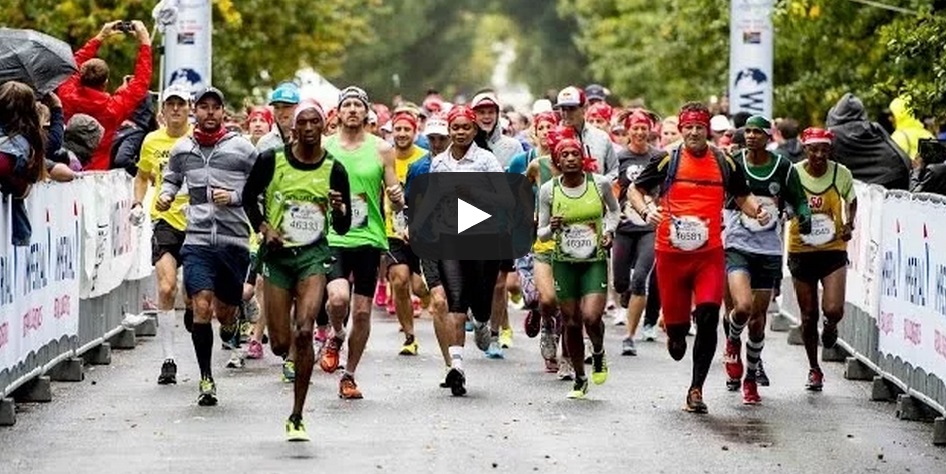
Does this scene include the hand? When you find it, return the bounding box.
[211,188,232,206]
[132,21,152,45]
[328,190,345,212]
[260,223,284,248]
[97,21,122,39]
[840,222,854,242]
[42,92,62,109]
[386,184,403,205]
[798,214,812,235]
[550,215,564,232]
[129,203,145,226]
[644,206,662,226]
[601,232,614,250]
[755,205,771,227]
[155,194,172,211]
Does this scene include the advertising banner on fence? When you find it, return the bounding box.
[846,182,884,316]
[729,0,774,118]
[0,181,81,374]
[878,192,946,382]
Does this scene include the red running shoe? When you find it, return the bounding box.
[806,368,824,391]
[742,379,761,405]
[723,338,744,382]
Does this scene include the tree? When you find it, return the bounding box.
[876,11,946,119]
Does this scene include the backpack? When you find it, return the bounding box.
[658,145,733,197]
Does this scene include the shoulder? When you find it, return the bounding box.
[834,161,854,180]
[142,129,166,145]
[538,179,555,196]
[375,135,393,153]
[169,136,195,156]
[591,173,612,188]
[226,134,256,154]
[648,146,669,160]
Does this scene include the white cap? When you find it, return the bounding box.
[423,117,448,137]
[368,110,378,125]
[380,120,393,133]
[161,84,190,103]
[531,99,553,115]
[710,114,732,133]
[470,91,500,110]
[555,86,585,108]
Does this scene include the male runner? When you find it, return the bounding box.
[256,82,300,153]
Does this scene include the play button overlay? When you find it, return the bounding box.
[457,198,491,234]
[406,172,534,260]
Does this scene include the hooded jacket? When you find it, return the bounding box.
[478,124,524,170]
[889,96,935,161]
[58,37,153,171]
[826,93,911,190]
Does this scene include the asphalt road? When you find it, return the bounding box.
[0,307,942,473]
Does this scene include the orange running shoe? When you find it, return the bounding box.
[339,374,363,399]
[320,337,341,373]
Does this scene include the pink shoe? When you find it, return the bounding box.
[386,297,396,315]
[412,296,422,318]
[246,339,263,360]
[374,280,388,308]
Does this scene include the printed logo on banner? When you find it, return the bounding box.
[881,219,901,299]
[734,68,768,114]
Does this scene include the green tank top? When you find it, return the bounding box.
[552,173,606,262]
[324,134,388,249]
[537,156,553,185]
[264,150,333,248]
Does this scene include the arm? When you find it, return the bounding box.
[47,162,75,182]
[536,181,555,242]
[159,148,184,200]
[840,169,858,240]
[726,160,769,222]
[109,22,153,124]
[44,96,64,160]
[379,141,404,210]
[58,23,115,98]
[525,159,539,185]
[241,150,275,233]
[330,160,353,235]
[603,139,619,181]
[628,153,667,223]
[595,175,621,234]
[784,166,812,232]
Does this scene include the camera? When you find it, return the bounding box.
[918,138,946,166]
[116,21,134,33]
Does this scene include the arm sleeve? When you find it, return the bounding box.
[595,174,621,233]
[241,150,275,232]
[44,107,64,160]
[109,45,153,123]
[330,159,352,235]
[536,181,554,242]
[724,158,752,197]
[632,153,668,193]
[226,148,255,207]
[160,148,184,198]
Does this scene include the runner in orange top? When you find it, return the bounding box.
[628,101,770,414]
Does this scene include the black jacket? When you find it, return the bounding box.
[826,93,911,190]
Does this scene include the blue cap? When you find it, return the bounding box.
[269,82,300,105]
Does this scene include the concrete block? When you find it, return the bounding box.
[13,376,52,403]
[82,343,111,365]
[0,397,15,426]
[108,327,137,349]
[821,345,847,363]
[48,357,84,382]
[870,376,898,402]
[896,394,937,422]
[769,312,793,332]
[933,417,945,446]
[134,317,157,337]
[843,357,874,381]
[787,325,804,345]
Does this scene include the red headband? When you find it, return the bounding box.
[585,103,613,123]
[623,110,653,130]
[247,107,274,127]
[677,109,711,130]
[391,112,418,130]
[548,126,598,172]
[447,105,476,125]
[533,111,559,130]
[801,127,834,145]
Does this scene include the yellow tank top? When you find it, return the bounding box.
[385,145,427,239]
[789,161,854,253]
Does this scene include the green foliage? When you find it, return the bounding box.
[877,11,946,118]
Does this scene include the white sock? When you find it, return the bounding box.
[449,345,463,370]
[158,309,176,361]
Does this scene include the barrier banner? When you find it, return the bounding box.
[0,181,81,373]
[846,182,884,316]
[878,192,946,382]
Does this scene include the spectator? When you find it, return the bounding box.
[585,84,608,105]
[0,81,47,245]
[50,114,105,172]
[36,93,65,161]
[111,95,158,176]
[910,138,946,195]
[58,20,153,171]
[245,106,273,146]
[826,93,911,190]
[774,118,805,163]
[889,96,935,163]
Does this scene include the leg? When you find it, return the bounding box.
[820,263,847,347]
[190,290,215,379]
[626,232,655,340]
[388,263,416,347]
[342,248,381,376]
[655,251,693,361]
[793,277,821,370]
[644,266,660,328]
[154,253,179,374]
[745,289,773,376]
[291,274,327,416]
[429,286,451,367]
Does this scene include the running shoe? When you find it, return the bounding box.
[374,280,388,308]
[219,322,240,348]
[591,352,609,385]
[285,414,310,442]
[465,320,474,332]
[399,336,419,356]
[539,324,558,361]
[544,358,559,373]
[486,337,505,359]
[320,337,342,373]
[684,387,707,413]
[226,350,245,369]
[499,327,513,349]
[641,324,658,342]
[821,322,839,349]
[723,338,744,382]
[282,360,296,383]
[197,377,217,406]
[243,296,261,323]
[157,359,177,385]
[621,337,637,356]
[445,367,467,397]
[567,376,589,399]
[806,368,824,391]
[524,309,542,338]
[439,367,451,388]
[557,357,575,381]
[239,321,252,343]
[755,360,770,387]
[473,322,491,352]
[742,379,761,405]
[385,297,396,316]
[339,374,363,399]
[246,339,263,360]
[583,338,593,364]
[412,296,422,317]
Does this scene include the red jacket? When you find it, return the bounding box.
[58,38,153,171]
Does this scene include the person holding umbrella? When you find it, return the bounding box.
[0,81,47,245]
[57,20,153,171]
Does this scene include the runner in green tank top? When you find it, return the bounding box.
[537,127,620,400]
[242,101,352,442]
[318,86,404,400]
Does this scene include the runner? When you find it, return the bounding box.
[245,106,273,146]
[242,99,351,441]
[554,86,619,180]
[613,110,665,356]
[787,127,857,392]
[130,84,192,385]
[319,86,404,399]
[536,126,620,399]
[155,86,257,406]
[256,82,300,153]
[721,115,812,404]
[628,102,769,413]
[385,110,429,355]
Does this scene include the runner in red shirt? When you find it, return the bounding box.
[628,102,770,413]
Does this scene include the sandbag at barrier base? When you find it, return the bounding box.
[933,418,946,446]
[821,345,848,362]
[134,315,158,338]
[896,394,938,422]
[108,328,137,350]
[871,376,902,402]
[844,357,874,381]
[0,398,14,426]
[12,376,51,403]
[47,357,85,382]
[82,343,111,365]
[787,326,803,345]
[769,312,793,332]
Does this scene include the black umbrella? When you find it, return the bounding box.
[0,28,77,95]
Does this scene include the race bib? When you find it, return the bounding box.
[801,213,836,247]
[351,194,368,228]
[392,210,408,237]
[560,223,599,260]
[669,215,709,251]
[740,196,778,233]
[281,200,326,245]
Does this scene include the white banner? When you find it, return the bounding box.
[162,0,213,95]
[729,0,774,118]
[0,181,81,374]
[877,192,946,382]
[846,182,884,316]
